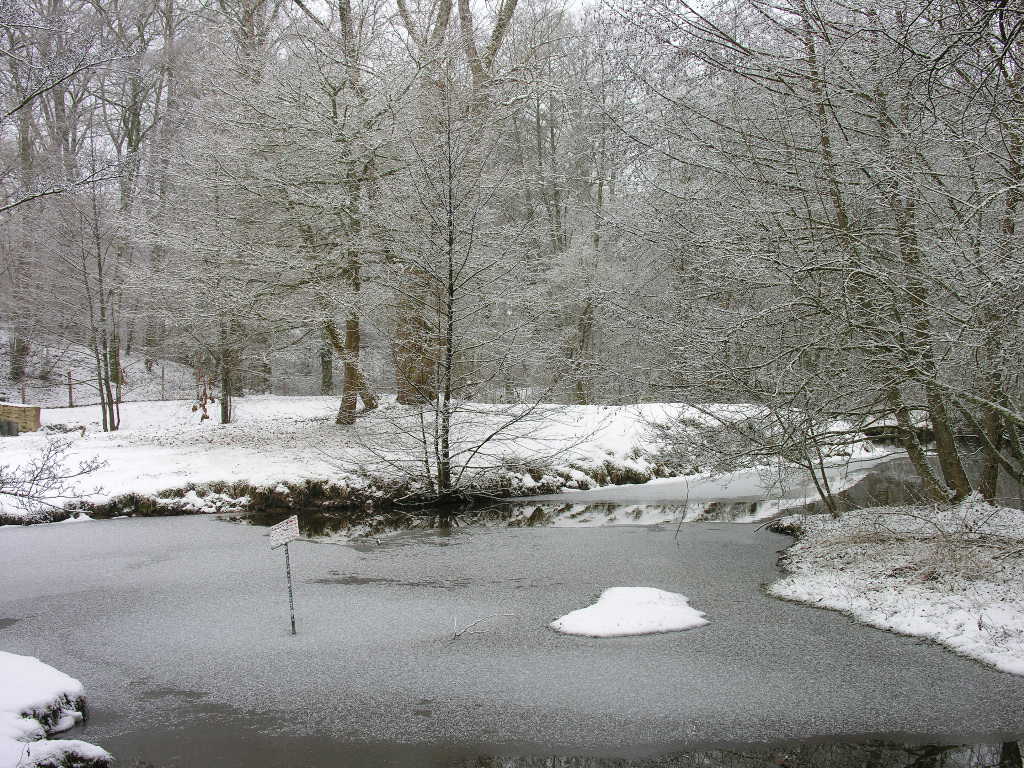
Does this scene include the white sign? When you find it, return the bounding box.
[269,515,300,549]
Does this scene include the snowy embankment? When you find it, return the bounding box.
[1,395,883,525]
[0,652,111,768]
[550,587,708,637]
[0,396,716,523]
[770,497,1024,675]
[0,397,798,524]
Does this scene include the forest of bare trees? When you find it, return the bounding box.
[4,0,1024,502]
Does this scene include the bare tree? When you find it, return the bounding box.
[0,437,103,520]
[611,0,1024,504]
[361,64,547,499]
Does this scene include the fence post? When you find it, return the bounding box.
[68,371,74,408]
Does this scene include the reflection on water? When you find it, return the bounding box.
[242,499,787,538]
[455,740,1024,768]
[488,500,777,526]
[790,458,928,515]
[240,457,980,538]
[240,508,381,537]
[307,570,473,588]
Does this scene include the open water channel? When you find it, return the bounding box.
[2,457,1023,767]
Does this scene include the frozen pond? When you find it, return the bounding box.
[3,506,1024,766]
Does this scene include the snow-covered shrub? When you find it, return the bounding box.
[0,439,104,524]
[913,495,1015,582]
[644,409,855,479]
[642,416,708,475]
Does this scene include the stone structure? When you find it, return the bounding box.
[0,403,41,432]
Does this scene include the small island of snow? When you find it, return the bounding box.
[0,652,111,768]
[550,587,709,637]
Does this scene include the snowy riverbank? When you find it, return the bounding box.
[0,396,878,525]
[0,652,110,768]
[769,497,1024,675]
[0,396,670,523]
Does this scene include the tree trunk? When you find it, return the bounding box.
[1000,741,1022,768]
[394,269,437,405]
[890,388,947,501]
[978,390,1005,502]
[319,336,333,395]
[926,385,971,501]
[9,79,34,385]
[573,299,594,405]
[219,322,235,425]
[323,317,377,424]
[337,313,360,426]
[9,337,30,383]
[219,356,233,425]
[108,332,122,399]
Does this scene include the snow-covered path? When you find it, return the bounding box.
[2,515,1023,767]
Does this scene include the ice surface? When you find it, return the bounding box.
[3,515,1024,766]
[550,587,708,636]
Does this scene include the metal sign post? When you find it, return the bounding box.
[283,542,296,635]
[269,515,301,635]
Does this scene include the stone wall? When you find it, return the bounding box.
[0,403,41,432]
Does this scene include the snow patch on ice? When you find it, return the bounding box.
[0,651,111,767]
[550,587,709,637]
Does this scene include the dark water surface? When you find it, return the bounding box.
[3,502,1024,767]
[70,707,1024,768]
[240,455,947,538]
[493,454,1018,524]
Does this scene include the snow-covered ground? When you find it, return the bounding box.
[1,395,880,522]
[770,496,1024,676]
[0,652,110,768]
[550,587,708,637]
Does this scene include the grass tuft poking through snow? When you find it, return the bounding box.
[769,496,1024,675]
[0,652,111,767]
[550,587,709,637]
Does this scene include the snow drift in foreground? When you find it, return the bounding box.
[0,652,111,768]
[550,587,709,637]
[770,497,1024,676]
